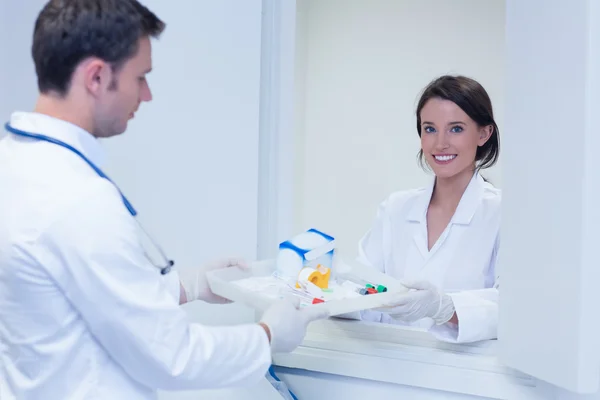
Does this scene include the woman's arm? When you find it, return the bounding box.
[429,236,500,343]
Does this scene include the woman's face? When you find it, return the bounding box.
[419,98,492,179]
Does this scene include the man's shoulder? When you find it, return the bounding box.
[2,171,129,244]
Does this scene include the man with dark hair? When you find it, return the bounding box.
[30,0,165,138]
[32,0,166,98]
[0,1,327,399]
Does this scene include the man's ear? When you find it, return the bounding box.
[81,59,112,96]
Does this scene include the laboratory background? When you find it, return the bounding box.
[2,0,600,399]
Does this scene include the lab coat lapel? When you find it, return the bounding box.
[406,179,435,260]
[426,172,485,259]
[450,172,485,225]
[405,172,485,260]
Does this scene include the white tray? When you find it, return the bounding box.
[206,259,409,317]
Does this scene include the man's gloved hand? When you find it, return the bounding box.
[259,298,330,353]
[375,280,455,325]
[178,258,248,304]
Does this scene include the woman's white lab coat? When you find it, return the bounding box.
[358,172,500,343]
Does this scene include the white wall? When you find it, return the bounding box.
[106,0,265,332]
[0,1,6,125]
[103,0,263,279]
[499,0,600,397]
[0,0,44,128]
[294,0,505,258]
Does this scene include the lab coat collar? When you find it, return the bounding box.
[407,172,485,225]
[8,111,106,168]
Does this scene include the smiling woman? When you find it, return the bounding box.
[351,75,502,344]
[416,75,500,176]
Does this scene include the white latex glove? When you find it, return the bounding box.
[178,257,248,304]
[375,280,455,325]
[259,298,330,353]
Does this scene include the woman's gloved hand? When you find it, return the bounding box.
[375,280,455,325]
[178,257,248,304]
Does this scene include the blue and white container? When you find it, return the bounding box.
[275,228,336,282]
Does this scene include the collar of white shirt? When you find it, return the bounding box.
[8,111,106,169]
[407,172,485,225]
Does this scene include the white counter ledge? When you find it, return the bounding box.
[272,319,540,400]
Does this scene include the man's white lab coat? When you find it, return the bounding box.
[0,112,272,399]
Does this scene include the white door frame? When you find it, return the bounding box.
[257,0,297,260]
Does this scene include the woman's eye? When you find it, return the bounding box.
[424,126,436,134]
[450,125,464,133]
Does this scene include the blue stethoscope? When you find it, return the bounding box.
[5,122,174,275]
